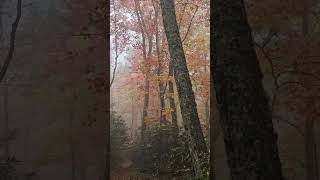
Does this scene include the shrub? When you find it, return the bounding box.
[110,111,129,166]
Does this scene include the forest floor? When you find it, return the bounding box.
[110,143,155,180]
[110,142,189,180]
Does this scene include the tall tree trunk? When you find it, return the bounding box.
[211,0,284,179]
[153,0,166,124]
[302,1,319,179]
[160,0,208,177]
[105,0,111,179]
[141,34,153,141]
[134,0,152,142]
[153,1,168,178]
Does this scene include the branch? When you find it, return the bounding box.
[110,0,118,87]
[134,0,147,60]
[0,0,22,83]
[110,55,118,86]
[182,5,199,43]
[261,31,277,49]
[273,115,304,137]
[255,36,279,89]
[276,70,320,82]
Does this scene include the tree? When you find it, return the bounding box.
[133,0,153,142]
[160,0,208,177]
[211,0,284,179]
[152,0,167,124]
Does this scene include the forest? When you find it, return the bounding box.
[0,0,319,180]
[110,0,210,179]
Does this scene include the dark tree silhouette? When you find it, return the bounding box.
[211,0,284,179]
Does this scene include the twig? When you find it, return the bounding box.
[110,0,118,86]
[182,5,198,43]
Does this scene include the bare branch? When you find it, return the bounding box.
[273,115,304,137]
[182,5,199,43]
[110,0,118,87]
[276,70,320,82]
[0,0,22,83]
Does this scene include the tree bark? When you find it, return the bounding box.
[211,0,284,179]
[153,1,168,178]
[134,0,152,142]
[160,0,208,177]
[301,2,319,179]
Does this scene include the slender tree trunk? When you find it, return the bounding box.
[301,2,319,179]
[110,0,118,87]
[141,35,152,142]
[211,0,284,179]
[105,0,111,179]
[153,2,168,178]
[160,0,208,177]
[134,0,152,142]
